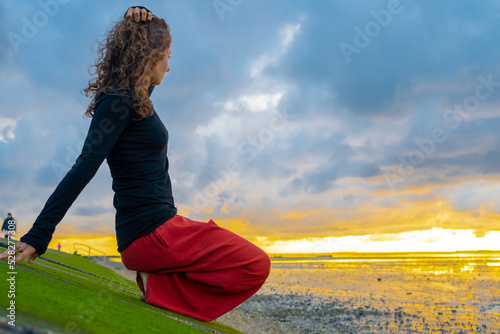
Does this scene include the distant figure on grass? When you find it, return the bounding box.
[57,242,61,251]
[2,213,16,238]
[0,6,270,322]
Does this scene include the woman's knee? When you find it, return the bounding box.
[249,248,271,282]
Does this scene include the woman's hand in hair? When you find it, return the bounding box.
[125,7,153,22]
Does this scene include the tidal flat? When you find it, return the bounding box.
[217,252,500,333]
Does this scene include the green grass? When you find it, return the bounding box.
[0,243,241,334]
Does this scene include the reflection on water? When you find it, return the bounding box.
[219,251,500,334]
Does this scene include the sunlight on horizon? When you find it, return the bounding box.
[46,228,500,256]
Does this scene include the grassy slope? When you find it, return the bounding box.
[0,243,241,334]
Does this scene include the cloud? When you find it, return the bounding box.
[367,234,405,242]
[74,206,113,217]
[0,117,19,142]
[1,1,500,250]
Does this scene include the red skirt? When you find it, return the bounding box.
[120,215,271,321]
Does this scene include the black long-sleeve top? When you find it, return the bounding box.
[20,84,177,256]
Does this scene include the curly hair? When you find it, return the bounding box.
[82,14,172,119]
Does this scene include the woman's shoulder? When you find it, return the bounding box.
[96,84,133,100]
[91,87,137,123]
[95,85,135,109]
[93,84,155,118]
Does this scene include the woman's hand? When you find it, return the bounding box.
[0,242,39,264]
[125,7,153,22]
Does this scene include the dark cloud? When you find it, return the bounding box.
[1,1,500,240]
[270,1,500,116]
[0,3,9,61]
[74,206,113,216]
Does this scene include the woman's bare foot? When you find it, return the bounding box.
[138,271,149,294]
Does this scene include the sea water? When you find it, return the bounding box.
[218,251,500,333]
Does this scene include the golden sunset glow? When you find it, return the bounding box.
[29,174,498,256]
[46,228,500,257]
[47,236,121,256]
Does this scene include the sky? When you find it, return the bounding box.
[1,0,500,255]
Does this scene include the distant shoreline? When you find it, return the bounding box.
[88,250,500,264]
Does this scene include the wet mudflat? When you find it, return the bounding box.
[217,252,500,333]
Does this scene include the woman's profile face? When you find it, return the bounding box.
[150,48,171,85]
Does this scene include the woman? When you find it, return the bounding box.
[0,6,271,322]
